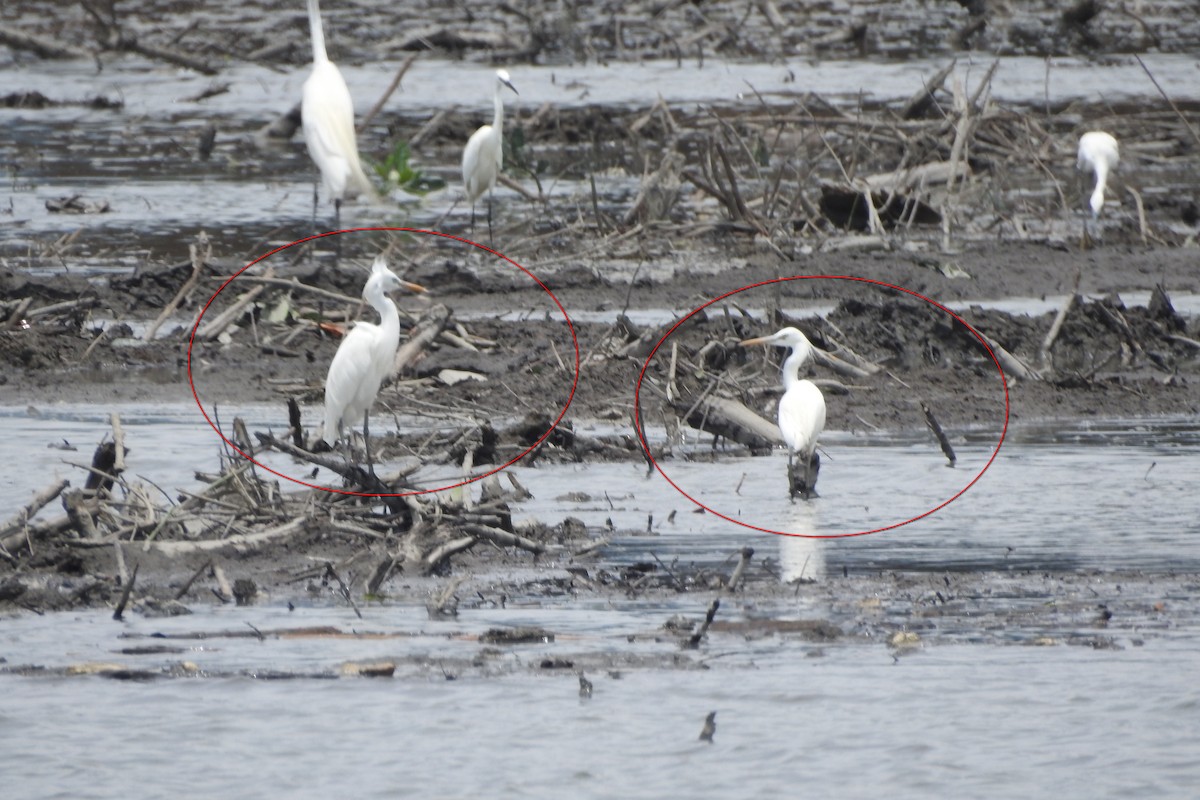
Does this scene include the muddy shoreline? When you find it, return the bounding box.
[3,1,1200,630]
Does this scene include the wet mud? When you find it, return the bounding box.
[2,1,1199,651]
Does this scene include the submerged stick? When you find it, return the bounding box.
[112,562,139,621]
[686,598,721,648]
[921,402,957,466]
[725,546,754,592]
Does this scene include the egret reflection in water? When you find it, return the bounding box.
[778,503,825,583]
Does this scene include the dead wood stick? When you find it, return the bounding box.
[1135,54,1200,148]
[145,517,308,556]
[811,347,877,379]
[1125,186,1150,245]
[0,27,91,59]
[111,546,129,594]
[1039,271,1080,371]
[393,303,452,377]
[146,232,209,341]
[212,564,233,602]
[725,546,754,591]
[324,562,363,619]
[115,35,217,75]
[1164,334,1200,350]
[174,558,214,600]
[675,393,782,448]
[901,59,956,119]
[196,282,267,341]
[63,488,101,539]
[921,402,957,466]
[110,413,127,473]
[686,598,721,648]
[0,478,70,540]
[362,54,418,128]
[112,562,139,621]
[229,274,362,306]
[461,523,545,555]
[28,296,100,319]
[4,297,32,330]
[975,330,1040,381]
[422,535,477,574]
[409,107,454,148]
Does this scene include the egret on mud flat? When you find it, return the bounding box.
[302,0,374,232]
[1077,130,1119,218]
[321,256,425,474]
[462,68,518,237]
[741,327,827,501]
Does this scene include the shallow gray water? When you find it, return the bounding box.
[2,604,1199,799]
[4,410,1200,797]
[4,406,1199,572]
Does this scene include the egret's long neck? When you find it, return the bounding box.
[492,82,505,132]
[307,0,328,64]
[1090,162,1109,216]
[365,284,399,341]
[781,341,811,391]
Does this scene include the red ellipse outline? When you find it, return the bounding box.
[187,227,579,497]
[633,275,1009,538]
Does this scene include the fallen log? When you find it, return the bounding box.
[673,393,781,452]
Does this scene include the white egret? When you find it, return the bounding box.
[302,0,374,232]
[320,256,425,475]
[1077,130,1119,218]
[741,327,827,500]
[462,68,518,237]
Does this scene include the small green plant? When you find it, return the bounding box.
[373,141,445,196]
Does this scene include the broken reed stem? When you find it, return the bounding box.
[725,546,754,591]
[1039,269,1081,372]
[921,402,957,466]
[145,231,209,341]
[686,598,721,648]
[362,54,417,128]
[1134,54,1200,149]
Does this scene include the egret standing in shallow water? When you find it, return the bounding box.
[462,69,518,238]
[302,0,374,233]
[1077,130,1119,219]
[741,327,827,500]
[321,256,425,476]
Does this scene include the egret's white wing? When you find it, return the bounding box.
[463,125,497,203]
[302,61,372,200]
[777,380,825,457]
[323,323,378,439]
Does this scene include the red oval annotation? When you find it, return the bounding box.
[633,275,1009,538]
[188,228,579,497]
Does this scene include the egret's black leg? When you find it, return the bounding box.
[787,451,797,502]
[311,180,319,233]
[363,411,376,481]
[486,191,494,245]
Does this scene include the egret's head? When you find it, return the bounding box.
[496,68,518,96]
[365,255,426,297]
[740,327,812,352]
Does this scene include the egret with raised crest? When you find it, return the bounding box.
[321,256,425,475]
[741,327,827,500]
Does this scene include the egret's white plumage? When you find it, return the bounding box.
[1077,131,1119,218]
[302,0,373,221]
[462,69,518,225]
[741,327,827,498]
[321,257,424,449]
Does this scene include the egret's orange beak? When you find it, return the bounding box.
[400,280,427,294]
[739,336,770,347]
